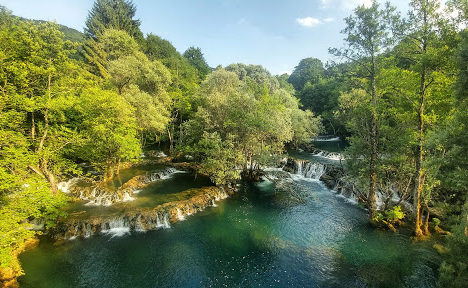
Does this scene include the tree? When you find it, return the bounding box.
[92,29,172,140]
[75,87,141,179]
[330,0,398,220]
[394,0,457,236]
[288,57,324,91]
[0,10,70,275]
[85,0,143,40]
[182,67,320,184]
[183,47,211,80]
[144,34,200,153]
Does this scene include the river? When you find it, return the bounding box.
[17,141,439,288]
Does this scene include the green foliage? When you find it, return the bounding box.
[288,57,324,91]
[183,46,211,80]
[74,87,141,176]
[0,178,68,268]
[373,206,405,228]
[182,68,320,184]
[438,201,468,288]
[195,132,243,186]
[385,206,405,223]
[85,0,143,40]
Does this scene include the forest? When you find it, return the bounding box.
[0,0,467,287]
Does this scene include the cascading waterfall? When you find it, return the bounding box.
[162,213,171,229]
[77,167,187,207]
[313,136,340,142]
[145,167,185,182]
[59,186,231,240]
[334,182,358,205]
[293,160,327,180]
[312,150,344,161]
[101,218,131,237]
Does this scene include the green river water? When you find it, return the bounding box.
[17,142,440,288]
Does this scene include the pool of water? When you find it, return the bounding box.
[65,168,213,219]
[18,173,439,288]
[312,137,348,153]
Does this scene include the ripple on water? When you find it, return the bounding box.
[18,172,439,288]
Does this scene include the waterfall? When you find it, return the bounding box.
[176,208,185,221]
[312,150,344,161]
[57,177,80,193]
[313,136,340,142]
[145,167,185,182]
[84,189,116,206]
[58,186,232,240]
[332,178,359,205]
[163,213,171,229]
[293,160,327,180]
[76,166,188,207]
[122,192,134,202]
[101,218,130,237]
[156,213,163,228]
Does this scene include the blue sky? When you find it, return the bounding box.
[1,0,409,75]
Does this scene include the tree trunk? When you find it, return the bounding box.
[40,159,57,194]
[369,54,378,221]
[31,112,35,141]
[179,113,184,145]
[116,158,121,175]
[423,208,430,235]
[414,18,427,237]
[167,126,173,155]
[36,70,57,193]
[105,164,114,181]
[38,73,51,153]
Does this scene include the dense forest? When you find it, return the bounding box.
[0,0,467,287]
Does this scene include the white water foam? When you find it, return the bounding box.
[122,192,135,202]
[314,136,341,142]
[176,208,185,221]
[57,177,80,193]
[102,219,131,238]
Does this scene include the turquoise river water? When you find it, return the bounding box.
[17,142,440,288]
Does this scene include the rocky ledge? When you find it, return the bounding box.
[52,186,233,240]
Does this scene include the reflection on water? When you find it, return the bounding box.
[19,173,439,288]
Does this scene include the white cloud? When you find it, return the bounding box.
[296,17,322,27]
[296,16,334,28]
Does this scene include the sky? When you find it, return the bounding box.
[0,0,410,75]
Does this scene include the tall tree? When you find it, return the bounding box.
[183,46,211,80]
[398,0,455,236]
[84,0,143,40]
[144,34,200,153]
[330,0,398,220]
[288,57,324,91]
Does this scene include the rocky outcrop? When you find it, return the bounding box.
[53,186,233,240]
[319,165,345,189]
